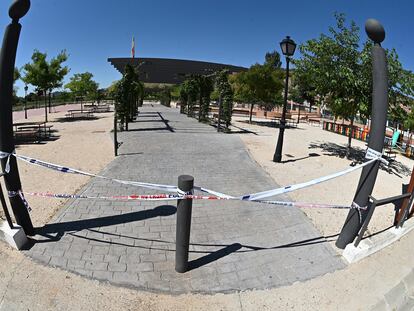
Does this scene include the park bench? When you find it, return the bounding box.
[84,104,110,113]
[94,104,110,112]
[17,124,53,138]
[271,117,297,128]
[65,110,94,118]
[14,129,40,142]
[308,117,321,126]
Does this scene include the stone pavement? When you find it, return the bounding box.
[25,103,345,293]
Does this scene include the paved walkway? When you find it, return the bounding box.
[26,103,345,293]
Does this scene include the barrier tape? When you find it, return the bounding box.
[15,190,353,210]
[365,147,388,165]
[0,150,13,174]
[8,190,32,212]
[238,158,378,201]
[15,154,179,193]
[0,151,383,210]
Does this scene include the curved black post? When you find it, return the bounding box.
[0,0,34,235]
[336,19,388,248]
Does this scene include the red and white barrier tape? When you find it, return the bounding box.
[14,191,353,210]
[1,151,383,209]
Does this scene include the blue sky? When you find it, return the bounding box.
[1,0,413,96]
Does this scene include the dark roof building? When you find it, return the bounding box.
[107,57,247,84]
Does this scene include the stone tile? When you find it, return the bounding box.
[84,261,108,271]
[108,262,127,272]
[127,262,154,273]
[113,272,139,285]
[26,103,345,294]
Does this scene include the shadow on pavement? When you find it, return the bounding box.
[281,152,321,163]
[309,141,412,177]
[27,205,177,247]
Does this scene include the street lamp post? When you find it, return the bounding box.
[273,36,296,163]
[24,84,28,119]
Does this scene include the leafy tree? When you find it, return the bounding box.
[295,13,414,156]
[112,65,142,130]
[179,84,188,114]
[22,50,69,121]
[181,77,199,117]
[265,51,282,69]
[215,70,234,130]
[65,72,98,99]
[65,72,98,110]
[197,75,214,122]
[289,67,317,112]
[231,51,284,123]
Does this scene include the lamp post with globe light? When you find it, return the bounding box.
[273,36,296,163]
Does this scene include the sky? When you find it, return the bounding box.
[1,0,414,96]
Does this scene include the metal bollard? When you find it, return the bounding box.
[175,175,194,273]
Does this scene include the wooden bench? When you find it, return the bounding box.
[14,129,40,142]
[65,110,94,118]
[308,117,321,126]
[272,118,297,128]
[95,105,110,112]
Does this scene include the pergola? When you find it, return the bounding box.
[107,57,247,84]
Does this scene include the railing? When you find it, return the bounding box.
[323,121,370,142]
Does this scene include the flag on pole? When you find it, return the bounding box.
[131,36,135,58]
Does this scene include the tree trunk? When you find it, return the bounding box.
[346,117,355,158]
[48,91,51,113]
[44,90,48,122]
[249,103,254,124]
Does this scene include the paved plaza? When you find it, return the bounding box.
[25,103,345,293]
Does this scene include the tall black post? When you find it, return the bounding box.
[336,19,388,249]
[0,0,34,235]
[273,56,290,162]
[175,175,193,273]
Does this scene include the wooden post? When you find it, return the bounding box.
[396,165,414,224]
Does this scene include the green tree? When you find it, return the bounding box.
[295,13,414,156]
[215,70,233,129]
[197,75,214,122]
[112,65,142,130]
[231,51,284,123]
[65,72,98,110]
[181,77,199,117]
[22,50,69,121]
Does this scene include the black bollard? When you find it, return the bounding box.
[0,0,34,235]
[336,19,388,249]
[175,175,194,273]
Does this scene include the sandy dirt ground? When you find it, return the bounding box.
[0,216,413,311]
[1,107,413,310]
[234,118,414,240]
[0,104,114,227]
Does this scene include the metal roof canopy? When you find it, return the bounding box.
[108,57,247,84]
